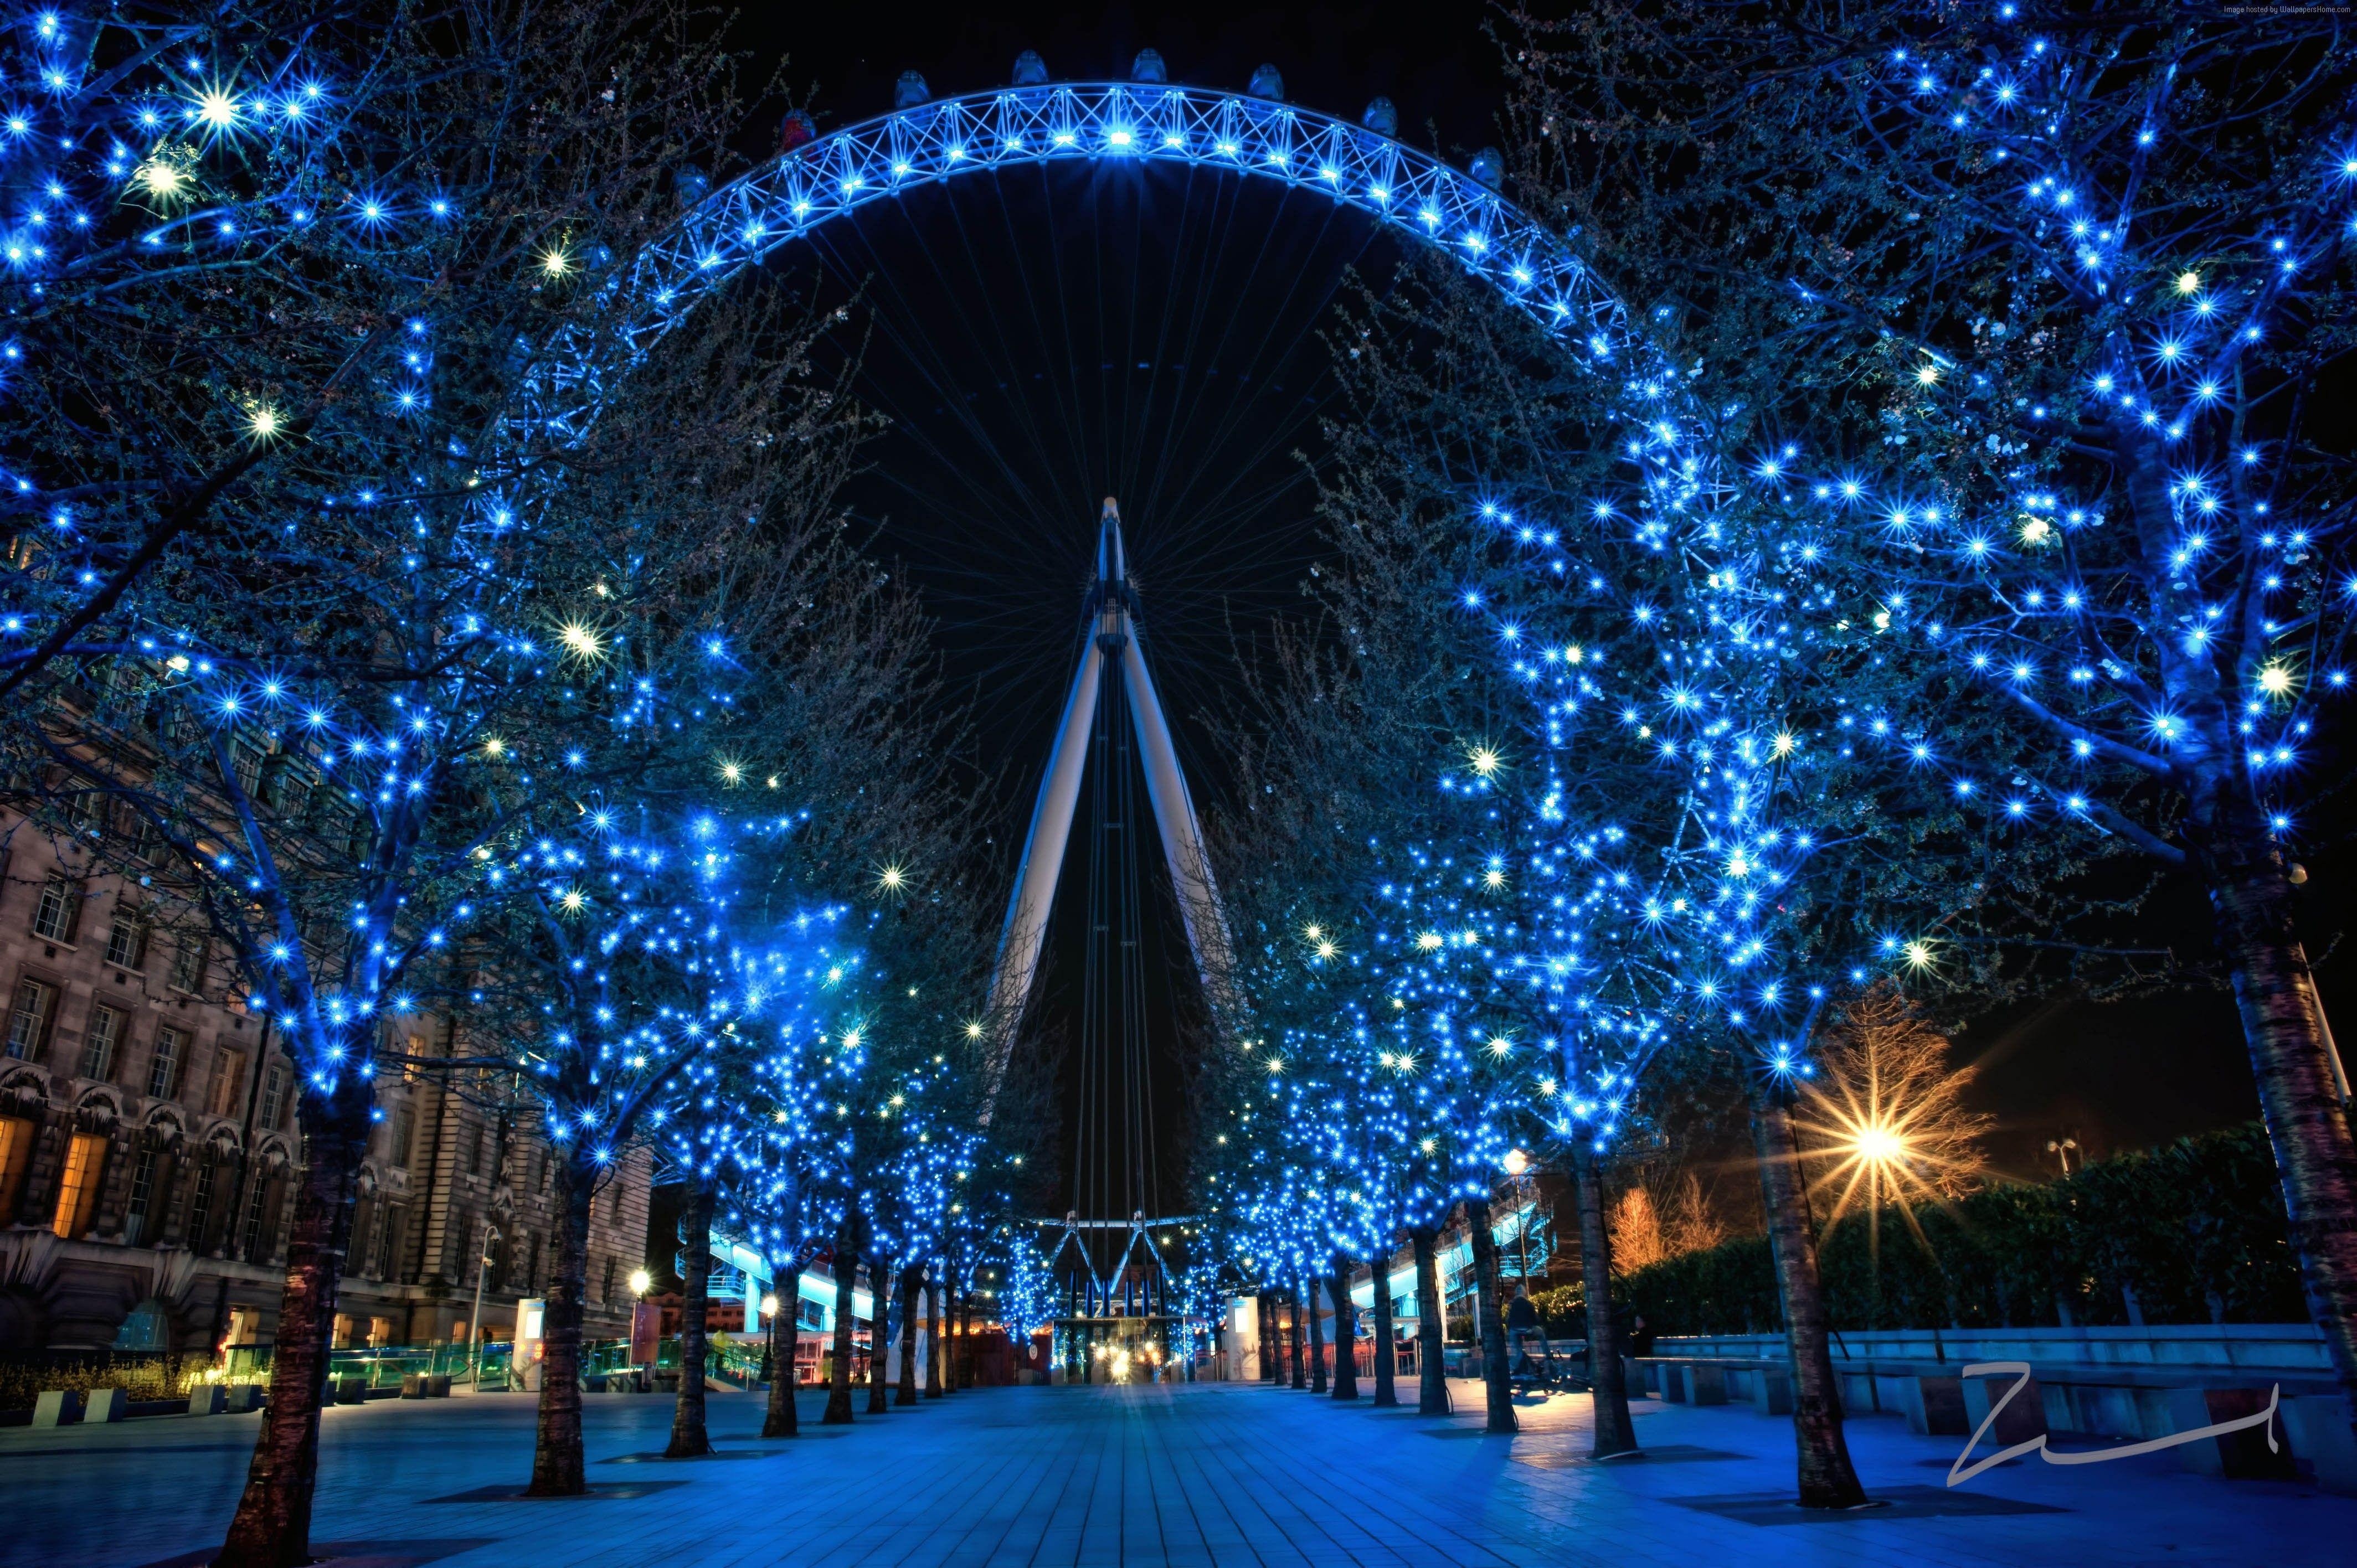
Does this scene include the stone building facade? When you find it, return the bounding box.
[0,817,653,1353]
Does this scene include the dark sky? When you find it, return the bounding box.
[704,3,2346,1205]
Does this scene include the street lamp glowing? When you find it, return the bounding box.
[760,1293,780,1317]
[628,1268,652,1297]
[1850,1123,1908,1165]
[1502,1148,1530,1177]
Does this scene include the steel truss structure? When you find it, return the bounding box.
[1038,1210,1192,1383]
[985,500,1228,1094]
[522,78,1701,502]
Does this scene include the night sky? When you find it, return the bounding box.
[709,3,2345,1209]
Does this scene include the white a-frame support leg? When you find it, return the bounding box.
[982,499,1234,1113]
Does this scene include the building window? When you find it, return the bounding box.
[123,1146,159,1246]
[31,878,81,943]
[238,1173,272,1261]
[258,1063,288,1129]
[7,978,58,1059]
[205,1050,247,1118]
[229,737,267,800]
[81,1004,125,1081]
[265,756,312,818]
[349,1199,374,1277]
[600,1255,616,1305]
[373,1203,403,1280]
[148,1025,187,1098]
[0,1115,34,1225]
[52,1130,108,1239]
[187,1158,220,1250]
[389,1105,415,1169]
[104,913,147,970]
[168,935,208,994]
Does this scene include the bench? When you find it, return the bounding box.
[1639,1356,1790,1411]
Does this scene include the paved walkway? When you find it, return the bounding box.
[2,1378,2344,1566]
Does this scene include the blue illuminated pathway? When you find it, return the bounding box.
[5,1378,2349,1566]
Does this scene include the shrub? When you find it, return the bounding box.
[1619,1123,2304,1335]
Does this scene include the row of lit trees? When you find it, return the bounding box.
[1201,0,2356,1508]
[0,3,1024,1561]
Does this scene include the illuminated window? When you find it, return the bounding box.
[32,878,80,942]
[147,1025,186,1097]
[80,1004,124,1080]
[7,978,58,1059]
[52,1130,107,1238]
[0,1116,34,1224]
[205,1050,247,1117]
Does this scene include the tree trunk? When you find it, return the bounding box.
[762,1258,800,1437]
[526,1148,599,1492]
[1464,1198,1518,1435]
[1306,1272,1329,1393]
[665,1182,717,1457]
[925,1272,945,1397]
[215,1089,368,1566]
[867,1254,893,1413]
[822,1229,859,1425]
[1370,1244,1399,1407]
[1568,1140,1638,1458]
[946,1274,963,1392]
[1329,1254,1358,1400]
[1287,1285,1308,1389]
[897,1266,923,1405]
[1258,1291,1276,1382]
[1410,1227,1447,1415]
[959,1296,975,1389]
[1752,1078,1869,1508]
[2201,816,2357,1431]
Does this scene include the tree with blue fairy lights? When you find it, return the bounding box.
[0,0,883,1546]
[1501,0,2357,1462]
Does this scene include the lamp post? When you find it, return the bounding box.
[467,1223,502,1391]
[2046,1137,2080,1176]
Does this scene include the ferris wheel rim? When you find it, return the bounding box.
[649,80,1637,355]
[512,78,1697,456]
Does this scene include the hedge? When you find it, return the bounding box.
[1617,1122,2305,1337]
